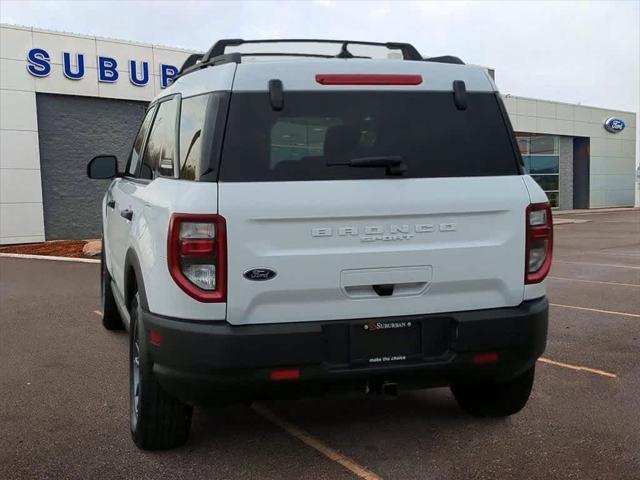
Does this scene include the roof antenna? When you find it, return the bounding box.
[336,42,355,59]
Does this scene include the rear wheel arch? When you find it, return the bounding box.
[100,235,124,330]
[124,248,150,313]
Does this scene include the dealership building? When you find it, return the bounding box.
[1,24,637,244]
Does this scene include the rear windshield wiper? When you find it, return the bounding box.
[347,156,407,176]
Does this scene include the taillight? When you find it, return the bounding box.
[525,203,553,284]
[315,74,423,85]
[168,213,226,302]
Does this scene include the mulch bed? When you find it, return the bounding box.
[0,240,98,259]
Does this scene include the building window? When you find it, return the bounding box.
[517,133,560,207]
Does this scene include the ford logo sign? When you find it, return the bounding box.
[243,268,277,281]
[604,117,625,133]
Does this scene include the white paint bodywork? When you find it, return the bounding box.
[231,59,495,92]
[220,177,534,325]
[103,56,547,322]
[104,177,225,319]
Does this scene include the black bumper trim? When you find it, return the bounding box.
[141,297,548,404]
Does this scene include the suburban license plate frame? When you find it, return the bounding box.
[350,319,422,366]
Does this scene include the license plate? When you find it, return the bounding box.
[351,320,421,366]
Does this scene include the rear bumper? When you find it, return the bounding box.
[141,297,548,405]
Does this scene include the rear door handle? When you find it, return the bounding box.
[107,200,116,209]
[120,209,133,221]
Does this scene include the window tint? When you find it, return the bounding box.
[271,117,342,166]
[528,155,559,174]
[127,106,156,176]
[517,134,560,207]
[179,94,220,180]
[530,135,558,154]
[220,92,519,182]
[140,97,178,179]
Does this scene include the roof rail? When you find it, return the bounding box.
[201,38,424,62]
[179,53,204,73]
[173,38,465,84]
[175,52,242,81]
[424,55,465,65]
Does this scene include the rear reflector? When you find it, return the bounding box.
[473,352,499,365]
[270,368,300,381]
[315,74,423,85]
[149,330,162,347]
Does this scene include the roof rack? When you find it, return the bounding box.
[174,38,464,82]
[424,55,465,65]
[202,39,424,62]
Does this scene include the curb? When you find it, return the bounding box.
[554,207,639,215]
[0,253,100,264]
[553,218,590,225]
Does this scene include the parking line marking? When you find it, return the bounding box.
[538,357,617,378]
[93,310,102,316]
[252,402,382,480]
[554,260,640,270]
[550,303,640,318]
[548,276,640,288]
[0,252,100,264]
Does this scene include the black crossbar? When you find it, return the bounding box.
[202,38,423,63]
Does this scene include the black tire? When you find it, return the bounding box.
[451,365,535,417]
[129,293,193,450]
[100,238,123,330]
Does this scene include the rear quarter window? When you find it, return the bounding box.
[219,91,520,182]
[140,97,178,179]
[178,93,227,181]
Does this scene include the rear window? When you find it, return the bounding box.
[219,91,520,182]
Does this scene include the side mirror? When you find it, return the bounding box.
[87,155,119,179]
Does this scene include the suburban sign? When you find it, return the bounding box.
[26,47,179,88]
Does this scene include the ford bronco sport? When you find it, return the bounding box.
[87,39,552,450]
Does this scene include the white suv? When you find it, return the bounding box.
[88,39,552,450]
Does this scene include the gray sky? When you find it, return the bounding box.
[1,0,638,113]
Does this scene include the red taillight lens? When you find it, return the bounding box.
[315,74,423,85]
[473,352,499,365]
[168,213,226,302]
[180,239,215,256]
[525,203,553,284]
[270,368,301,381]
[149,330,162,347]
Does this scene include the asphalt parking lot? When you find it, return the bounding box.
[1,209,639,480]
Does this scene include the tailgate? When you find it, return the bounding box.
[220,176,529,325]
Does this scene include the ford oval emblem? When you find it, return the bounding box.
[604,117,625,133]
[243,268,277,281]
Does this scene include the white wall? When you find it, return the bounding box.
[503,95,637,208]
[0,24,195,244]
[1,25,44,243]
